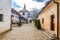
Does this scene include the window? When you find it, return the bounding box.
[0,14,3,21]
[23,12,25,15]
[42,18,44,23]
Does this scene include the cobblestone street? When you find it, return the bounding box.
[0,23,50,40]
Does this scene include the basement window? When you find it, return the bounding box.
[0,14,3,22]
[42,18,44,23]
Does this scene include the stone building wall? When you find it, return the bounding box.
[38,0,60,39]
[38,1,57,35]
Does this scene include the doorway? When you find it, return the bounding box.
[51,15,55,31]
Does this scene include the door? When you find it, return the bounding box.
[51,15,55,31]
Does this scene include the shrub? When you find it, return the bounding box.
[34,20,41,29]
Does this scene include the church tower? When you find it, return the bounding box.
[23,4,26,10]
[19,4,30,23]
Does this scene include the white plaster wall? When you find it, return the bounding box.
[12,13,19,23]
[0,0,11,33]
[19,12,29,19]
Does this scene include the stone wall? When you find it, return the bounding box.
[38,1,57,35]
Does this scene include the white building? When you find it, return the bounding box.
[11,8,19,24]
[0,0,11,33]
[19,4,30,19]
[19,4,31,23]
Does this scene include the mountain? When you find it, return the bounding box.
[29,8,40,19]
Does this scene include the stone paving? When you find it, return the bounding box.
[0,23,50,40]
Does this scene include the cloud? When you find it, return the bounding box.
[12,0,50,11]
[33,0,50,2]
[33,0,44,2]
[11,0,21,11]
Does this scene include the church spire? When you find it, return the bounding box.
[23,4,26,10]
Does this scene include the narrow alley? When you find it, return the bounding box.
[0,23,50,40]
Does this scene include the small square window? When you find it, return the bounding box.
[0,14,3,21]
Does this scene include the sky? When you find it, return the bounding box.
[11,0,50,11]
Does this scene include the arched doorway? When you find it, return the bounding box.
[51,14,55,31]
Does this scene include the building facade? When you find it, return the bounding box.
[19,4,30,19]
[37,0,60,39]
[11,8,19,24]
[19,4,31,23]
[0,0,11,33]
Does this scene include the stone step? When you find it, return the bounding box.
[43,31,57,40]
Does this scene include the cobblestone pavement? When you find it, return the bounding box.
[0,23,50,40]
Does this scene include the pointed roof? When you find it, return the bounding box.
[23,4,26,10]
[19,4,28,12]
[11,8,19,15]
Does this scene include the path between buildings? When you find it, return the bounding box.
[0,23,50,40]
